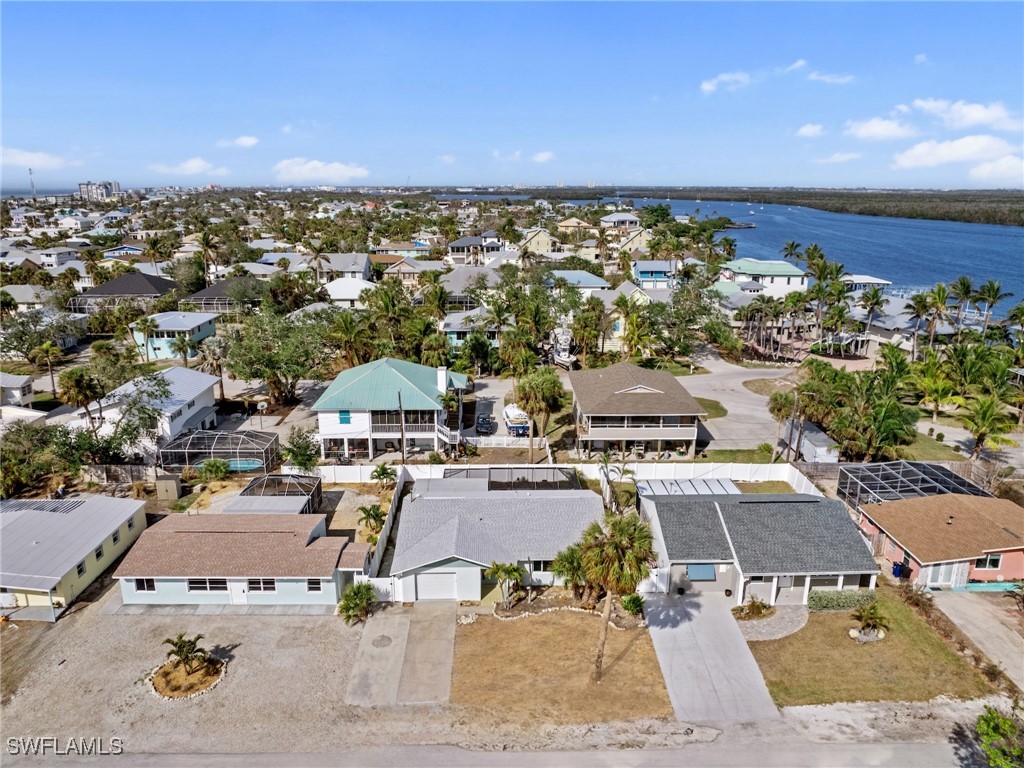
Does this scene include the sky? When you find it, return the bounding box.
[2,2,1022,191]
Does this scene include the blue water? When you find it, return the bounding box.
[197,458,263,472]
[629,198,1023,301]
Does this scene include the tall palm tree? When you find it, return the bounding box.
[857,286,886,358]
[142,235,163,271]
[194,336,229,402]
[948,276,975,341]
[328,311,367,368]
[913,373,966,424]
[581,513,654,683]
[196,230,221,287]
[132,316,158,363]
[975,280,1014,337]
[420,333,451,368]
[517,368,565,464]
[0,290,17,319]
[780,240,803,265]
[304,240,331,284]
[961,395,1017,461]
[925,283,952,349]
[57,367,106,436]
[903,293,932,362]
[29,340,63,396]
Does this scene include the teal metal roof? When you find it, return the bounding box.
[722,258,805,277]
[312,358,468,412]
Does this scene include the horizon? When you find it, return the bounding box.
[2,3,1022,191]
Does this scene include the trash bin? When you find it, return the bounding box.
[891,562,902,577]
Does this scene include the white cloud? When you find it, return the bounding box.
[808,71,855,85]
[784,59,807,73]
[844,117,917,140]
[894,103,911,114]
[891,135,1017,168]
[700,71,751,94]
[968,155,1024,185]
[271,157,369,184]
[796,123,824,138]
[530,151,556,163]
[1,146,81,170]
[438,154,456,165]
[914,53,929,65]
[216,135,259,148]
[281,124,293,135]
[911,98,1021,132]
[491,149,522,163]
[149,157,229,176]
[814,152,862,164]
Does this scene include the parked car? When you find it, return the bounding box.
[475,414,495,435]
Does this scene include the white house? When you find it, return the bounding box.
[324,278,375,309]
[0,372,33,407]
[718,258,808,299]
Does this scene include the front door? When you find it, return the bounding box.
[925,562,955,586]
[778,575,794,589]
[228,581,247,605]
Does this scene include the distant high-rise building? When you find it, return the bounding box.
[78,180,121,202]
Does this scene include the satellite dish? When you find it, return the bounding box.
[257,402,268,412]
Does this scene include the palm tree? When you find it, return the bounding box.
[551,544,588,600]
[517,368,565,464]
[328,311,367,369]
[925,283,952,349]
[57,367,106,436]
[132,316,158,363]
[949,276,975,341]
[857,286,886,358]
[142,235,163,271]
[168,335,194,368]
[484,562,523,610]
[914,373,966,424]
[194,336,229,402]
[850,602,890,640]
[304,239,331,284]
[420,333,451,368]
[0,290,16,319]
[197,230,221,287]
[780,240,803,265]
[370,462,397,490]
[29,340,63,396]
[581,512,654,682]
[903,293,932,361]
[975,280,1014,337]
[357,504,386,534]
[163,632,210,676]
[768,390,795,462]
[961,395,1018,461]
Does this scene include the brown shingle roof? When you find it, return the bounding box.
[866,495,1024,563]
[338,542,371,570]
[568,362,705,416]
[113,514,348,578]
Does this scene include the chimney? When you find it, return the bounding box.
[437,365,448,394]
[947,515,954,525]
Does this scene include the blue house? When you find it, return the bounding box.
[129,311,218,361]
[440,307,512,348]
[631,259,679,290]
[548,270,610,297]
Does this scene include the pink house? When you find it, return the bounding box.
[857,494,1024,588]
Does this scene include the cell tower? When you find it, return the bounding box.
[29,167,37,200]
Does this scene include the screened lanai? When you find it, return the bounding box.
[224,474,323,515]
[837,460,989,509]
[157,430,280,472]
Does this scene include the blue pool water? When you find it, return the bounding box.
[197,459,264,472]
[955,582,1020,592]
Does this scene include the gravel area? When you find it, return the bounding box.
[739,606,809,641]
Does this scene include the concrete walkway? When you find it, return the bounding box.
[645,592,780,723]
[737,605,809,641]
[932,591,1024,691]
[345,608,412,706]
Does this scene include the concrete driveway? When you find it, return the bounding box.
[345,602,456,706]
[932,590,1024,691]
[645,591,779,723]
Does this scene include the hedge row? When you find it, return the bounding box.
[807,589,878,612]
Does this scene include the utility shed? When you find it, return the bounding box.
[781,418,839,463]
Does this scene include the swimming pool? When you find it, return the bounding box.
[197,459,264,472]
[955,582,1021,592]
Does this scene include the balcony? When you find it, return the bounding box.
[370,421,440,433]
[579,417,698,442]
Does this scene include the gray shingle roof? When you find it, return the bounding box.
[389,490,604,575]
[82,273,176,297]
[649,498,734,562]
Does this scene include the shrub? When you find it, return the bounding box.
[807,589,878,612]
[976,705,1024,768]
[428,451,445,464]
[927,427,934,437]
[197,459,230,482]
[851,601,889,634]
[936,432,945,443]
[732,594,774,620]
[338,582,377,625]
[621,593,645,616]
[756,442,773,454]
[179,465,198,483]
[897,580,934,616]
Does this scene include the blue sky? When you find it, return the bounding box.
[2,2,1022,190]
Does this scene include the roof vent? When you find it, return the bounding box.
[946,515,954,525]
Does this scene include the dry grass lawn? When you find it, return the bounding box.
[748,585,992,707]
[735,481,795,494]
[742,377,796,397]
[151,659,224,698]
[451,613,672,724]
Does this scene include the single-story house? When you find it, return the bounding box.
[548,270,610,298]
[0,372,33,407]
[640,493,879,606]
[324,277,375,309]
[129,311,218,361]
[68,273,177,314]
[388,479,605,601]
[0,495,147,621]
[857,494,1024,588]
[113,514,368,607]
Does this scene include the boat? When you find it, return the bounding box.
[553,347,577,369]
[503,404,531,437]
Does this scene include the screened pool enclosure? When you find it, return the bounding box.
[157,430,280,472]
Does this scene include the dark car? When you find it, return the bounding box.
[475,414,495,435]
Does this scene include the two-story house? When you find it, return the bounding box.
[445,231,504,266]
[129,312,218,361]
[718,258,808,299]
[439,307,511,348]
[519,228,560,255]
[312,358,468,461]
[568,362,706,459]
[37,247,78,269]
[384,258,446,289]
[631,258,679,290]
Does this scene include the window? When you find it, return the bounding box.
[127,517,135,531]
[134,578,155,592]
[975,554,1002,570]
[247,578,276,592]
[95,545,104,561]
[187,578,228,592]
[112,529,121,545]
[76,561,86,577]
[532,560,552,573]
[748,575,765,582]
[187,400,195,410]
[306,578,322,593]
[338,410,351,425]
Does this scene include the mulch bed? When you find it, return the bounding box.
[493,587,645,629]
[150,659,224,699]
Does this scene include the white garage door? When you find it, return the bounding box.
[415,572,457,600]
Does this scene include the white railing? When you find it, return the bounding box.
[464,436,548,449]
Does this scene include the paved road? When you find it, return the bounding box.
[678,352,795,450]
[933,590,1024,691]
[645,592,780,723]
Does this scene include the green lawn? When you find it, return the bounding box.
[32,393,63,412]
[0,361,35,375]
[915,408,965,430]
[698,449,773,463]
[629,356,708,376]
[696,397,728,419]
[748,582,992,706]
[735,481,796,494]
[904,433,964,461]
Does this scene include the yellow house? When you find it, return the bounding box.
[0,496,147,621]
